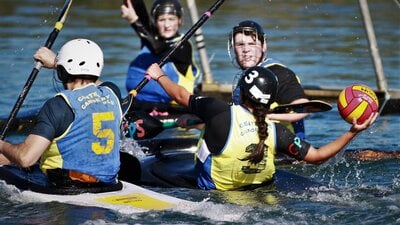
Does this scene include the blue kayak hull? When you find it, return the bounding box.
[118,140,325,192]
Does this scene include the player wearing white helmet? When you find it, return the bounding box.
[0,39,123,194]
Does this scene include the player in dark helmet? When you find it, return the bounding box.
[120,0,199,114]
[228,20,267,68]
[239,66,278,107]
[237,66,279,164]
[144,63,377,190]
[232,20,266,39]
[229,20,309,140]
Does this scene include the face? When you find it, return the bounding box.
[233,32,266,69]
[156,14,181,39]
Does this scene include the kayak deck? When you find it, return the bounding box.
[0,165,193,212]
[16,181,191,212]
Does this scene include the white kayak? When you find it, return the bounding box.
[15,181,191,213]
[0,165,249,222]
[0,165,194,214]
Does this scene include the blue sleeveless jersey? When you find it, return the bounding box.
[126,44,198,103]
[40,84,122,184]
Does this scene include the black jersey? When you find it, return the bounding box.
[268,64,307,104]
[130,0,193,75]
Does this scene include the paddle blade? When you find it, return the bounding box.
[121,95,133,116]
[270,100,332,114]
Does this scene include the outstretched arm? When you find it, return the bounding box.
[304,113,378,164]
[146,63,191,107]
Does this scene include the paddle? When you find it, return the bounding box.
[122,111,202,140]
[269,100,332,114]
[0,0,73,140]
[122,100,331,140]
[121,0,226,115]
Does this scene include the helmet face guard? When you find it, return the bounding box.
[228,20,267,69]
[239,66,278,106]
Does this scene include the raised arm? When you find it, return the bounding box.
[121,0,139,24]
[304,113,378,164]
[146,63,191,107]
[121,0,168,54]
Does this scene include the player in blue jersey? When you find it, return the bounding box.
[0,39,123,193]
[121,0,199,114]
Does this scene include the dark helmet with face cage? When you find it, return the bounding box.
[239,66,278,106]
[228,20,267,69]
[151,0,183,19]
[230,20,266,44]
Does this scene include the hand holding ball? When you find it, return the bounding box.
[337,84,379,124]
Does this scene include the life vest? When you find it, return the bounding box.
[40,84,122,184]
[196,105,276,190]
[126,35,199,104]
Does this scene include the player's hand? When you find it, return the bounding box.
[349,112,378,133]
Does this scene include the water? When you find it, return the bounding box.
[0,0,399,224]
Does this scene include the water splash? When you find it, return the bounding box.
[119,138,147,158]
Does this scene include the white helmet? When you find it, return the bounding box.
[56,39,103,77]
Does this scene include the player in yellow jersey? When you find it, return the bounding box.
[145,64,377,190]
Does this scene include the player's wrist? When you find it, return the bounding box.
[156,74,167,82]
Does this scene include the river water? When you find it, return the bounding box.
[0,0,399,224]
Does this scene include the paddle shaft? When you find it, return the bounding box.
[128,100,330,139]
[157,101,330,134]
[161,118,202,129]
[122,0,225,114]
[124,110,202,139]
[0,0,73,140]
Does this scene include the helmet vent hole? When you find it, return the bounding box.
[96,63,100,68]
[79,61,86,66]
[67,59,73,63]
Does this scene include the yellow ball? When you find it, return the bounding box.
[337,84,379,124]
